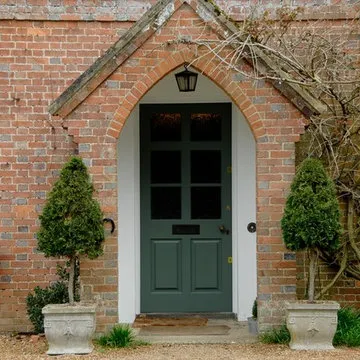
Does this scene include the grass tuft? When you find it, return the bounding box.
[334,307,360,347]
[97,325,140,348]
[260,324,290,344]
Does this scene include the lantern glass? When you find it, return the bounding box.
[175,66,198,92]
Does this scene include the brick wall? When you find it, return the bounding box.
[0,20,124,332]
[296,254,360,307]
[0,0,358,21]
[0,0,359,333]
[85,2,306,330]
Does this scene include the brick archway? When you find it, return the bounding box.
[112,48,306,329]
[116,62,258,323]
[107,51,266,141]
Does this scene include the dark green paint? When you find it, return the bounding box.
[140,103,232,312]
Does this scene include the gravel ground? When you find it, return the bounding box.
[1,334,360,360]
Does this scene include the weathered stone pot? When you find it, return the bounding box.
[42,303,96,355]
[247,317,258,335]
[286,301,340,350]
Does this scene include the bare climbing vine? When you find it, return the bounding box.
[174,6,360,297]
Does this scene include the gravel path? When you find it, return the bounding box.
[2,334,360,360]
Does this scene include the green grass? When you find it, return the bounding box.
[97,325,148,348]
[334,307,360,347]
[260,324,290,344]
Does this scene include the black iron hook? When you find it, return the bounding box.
[103,218,115,234]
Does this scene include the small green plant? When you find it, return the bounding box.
[334,307,360,347]
[97,325,138,348]
[252,299,258,319]
[260,324,290,344]
[281,158,342,301]
[26,263,80,333]
[26,282,68,334]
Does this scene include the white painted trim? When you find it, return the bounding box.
[232,106,257,321]
[117,69,256,323]
[117,107,140,323]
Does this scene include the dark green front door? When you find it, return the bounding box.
[140,103,232,313]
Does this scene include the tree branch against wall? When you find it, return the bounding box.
[174,6,360,295]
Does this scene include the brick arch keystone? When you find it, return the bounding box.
[107,53,266,140]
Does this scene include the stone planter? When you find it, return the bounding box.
[42,303,96,355]
[247,317,258,335]
[286,301,340,350]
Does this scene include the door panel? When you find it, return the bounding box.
[140,103,232,313]
[191,239,221,290]
[152,239,182,291]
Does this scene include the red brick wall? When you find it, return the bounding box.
[0,0,357,21]
[73,2,307,331]
[0,0,358,333]
[296,254,360,307]
[0,20,124,332]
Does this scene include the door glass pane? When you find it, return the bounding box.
[151,151,181,184]
[191,187,221,219]
[151,187,181,219]
[151,113,181,141]
[191,150,221,184]
[191,113,222,141]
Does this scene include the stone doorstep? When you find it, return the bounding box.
[135,312,236,319]
[134,319,259,344]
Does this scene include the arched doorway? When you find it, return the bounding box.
[117,68,256,322]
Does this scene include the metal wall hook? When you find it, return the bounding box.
[103,218,115,234]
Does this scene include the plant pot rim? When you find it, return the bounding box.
[42,302,96,314]
[285,300,340,310]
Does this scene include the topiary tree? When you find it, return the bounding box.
[281,158,342,302]
[37,157,105,304]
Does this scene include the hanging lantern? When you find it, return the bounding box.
[175,64,198,92]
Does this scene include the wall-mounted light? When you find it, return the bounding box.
[175,63,198,92]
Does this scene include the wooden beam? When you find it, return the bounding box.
[49,0,174,117]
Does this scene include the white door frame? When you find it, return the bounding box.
[117,70,256,322]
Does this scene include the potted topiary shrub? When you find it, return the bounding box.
[281,158,342,350]
[247,299,258,335]
[38,157,105,355]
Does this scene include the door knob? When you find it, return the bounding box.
[219,225,230,235]
[247,222,256,233]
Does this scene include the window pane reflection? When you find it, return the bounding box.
[151,113,181,141]
[191,113,222,141]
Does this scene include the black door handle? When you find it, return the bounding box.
[219,225,230,235]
